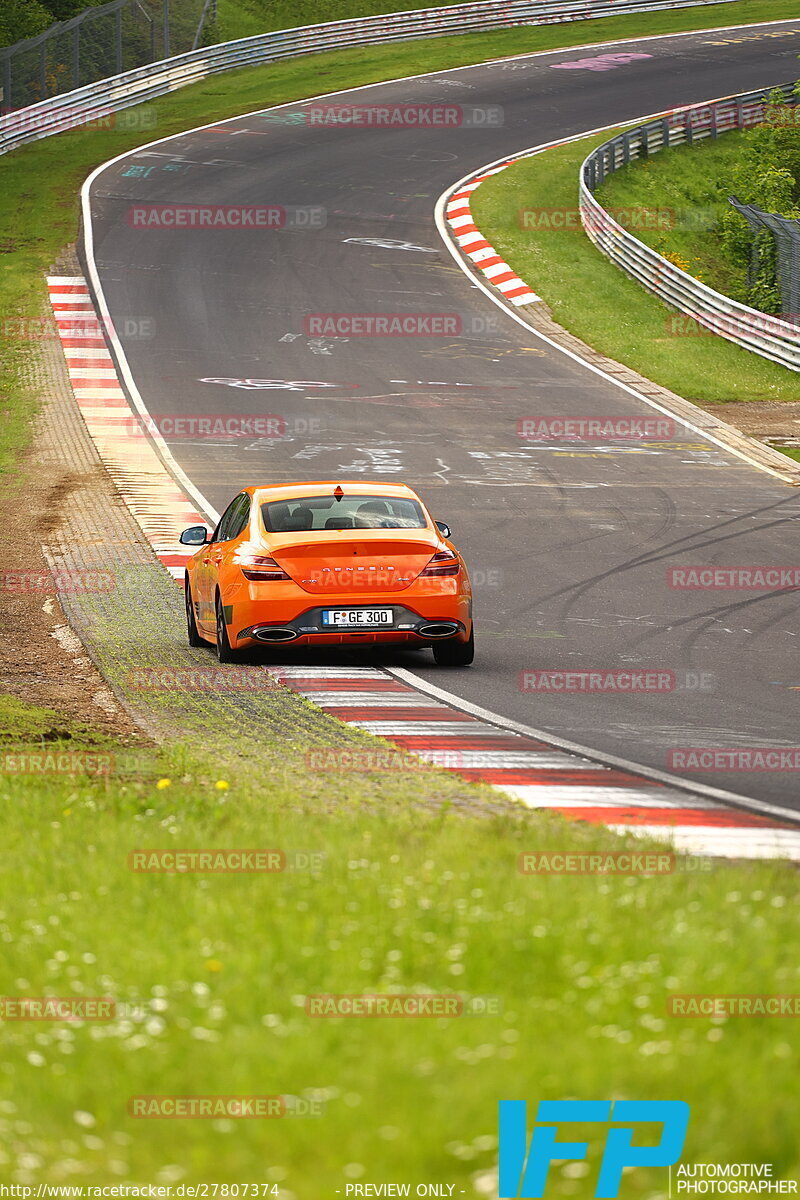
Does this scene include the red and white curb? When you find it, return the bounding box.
[445,163,539,306]
[47,276,800,860]
[47,276,203,580]
[270,666,800,860]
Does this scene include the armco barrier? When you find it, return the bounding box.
[580,83,800,372]
[0,0,742,157]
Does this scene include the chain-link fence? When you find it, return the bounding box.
[729,197,800,323]
[0,0,215,111]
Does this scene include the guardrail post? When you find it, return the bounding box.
[661,115,670,150]
[163,0,170,59]
[710,104,717,139]
[116,8,123,74]
[622,131,630,166]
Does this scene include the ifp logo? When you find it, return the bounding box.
[499,1100,689,1198]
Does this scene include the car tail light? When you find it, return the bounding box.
[240,556,291,581]
[420,550,460,577]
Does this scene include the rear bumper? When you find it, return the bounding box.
[237,606,468,647]
[228,582,471,647]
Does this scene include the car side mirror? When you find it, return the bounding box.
[435,520,451,539]
[179,525,209,546]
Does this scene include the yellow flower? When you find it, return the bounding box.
[156,778,172,790]
[63,808,72,816]
[214,780,229,791]
[205,959,223,973]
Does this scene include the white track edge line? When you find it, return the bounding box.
[385,666,800,826]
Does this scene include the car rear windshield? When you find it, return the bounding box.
[261,494,427,533]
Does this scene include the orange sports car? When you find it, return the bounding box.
[180,481,474,666]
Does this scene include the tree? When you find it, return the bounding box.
[0,0,54,48]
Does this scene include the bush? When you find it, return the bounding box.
[719,89,800,311]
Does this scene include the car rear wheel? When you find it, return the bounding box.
[432,627,474,667]
[215,594,238,663]
[185,579,205,647]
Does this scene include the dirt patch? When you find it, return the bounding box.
[0,251,146,745]
[708,402,800,439]
[0,460,145,743]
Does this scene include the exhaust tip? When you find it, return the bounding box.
[418,622,459,639]
[254,627,299,643]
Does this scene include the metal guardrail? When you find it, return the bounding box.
[580,83,800,372]
[0,0,741,157]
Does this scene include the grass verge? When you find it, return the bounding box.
[2,694,800,1186]
[2,0,799,483]
[470,133,800,405]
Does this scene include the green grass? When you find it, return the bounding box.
[2,694,800,1186]
[471,133,800,404]
[2,0,798,482]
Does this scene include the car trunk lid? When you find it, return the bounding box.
[268,532,439,594]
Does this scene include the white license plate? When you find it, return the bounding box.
[322,608,394,627]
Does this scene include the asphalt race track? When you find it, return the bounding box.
[84,18,800,811]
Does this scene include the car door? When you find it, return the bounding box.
[195,494,249,633]
[198,493,252,632]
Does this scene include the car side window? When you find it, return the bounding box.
[228,494,251,540]
[212,494,249,543]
